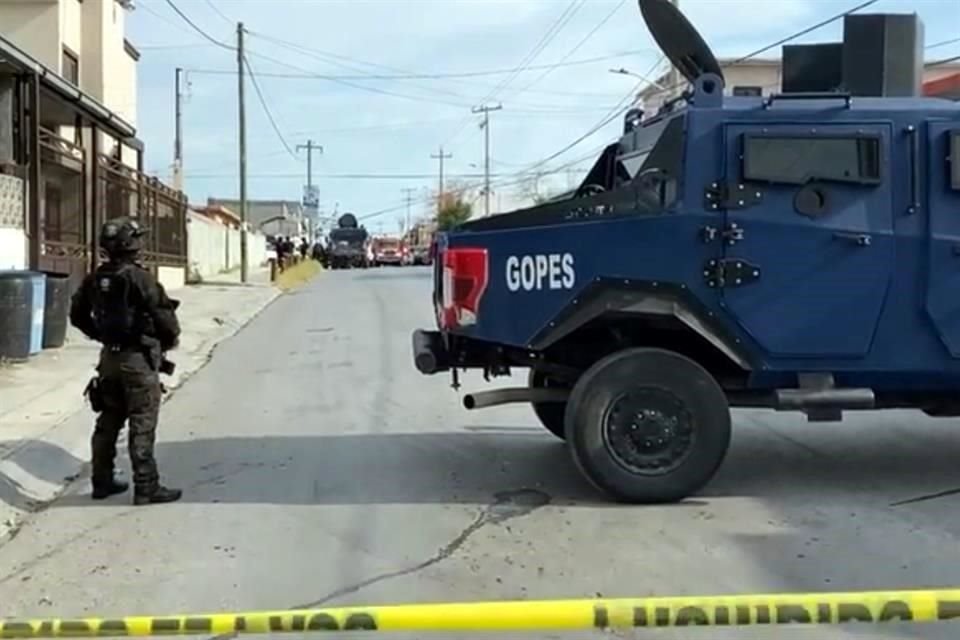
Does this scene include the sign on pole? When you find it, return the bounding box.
[302,184,319,209]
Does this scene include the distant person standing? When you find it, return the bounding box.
[275,236,288,272]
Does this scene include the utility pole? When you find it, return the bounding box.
[173,67,183,192]
[472,103,502,217]
[430,145,452,214]
[401,187,416,235]
[297,139,323,233]
[296,139,323,197]
[237,22,248,284]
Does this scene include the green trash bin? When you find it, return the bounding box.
[42,271,71,349]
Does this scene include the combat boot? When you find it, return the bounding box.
[92,478,129,500]
[133,485,183,506]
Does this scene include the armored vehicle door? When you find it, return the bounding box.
[715,123,894,357]
[926,125,960,356]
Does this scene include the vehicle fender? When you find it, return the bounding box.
[528,278,755,371]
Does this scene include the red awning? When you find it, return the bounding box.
[924,72,960,100]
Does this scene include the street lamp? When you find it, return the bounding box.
[609,67,667,91]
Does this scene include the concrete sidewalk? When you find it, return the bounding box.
[0,266,279,537]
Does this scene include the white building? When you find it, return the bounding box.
[636,57,960,116]
[0,0,139,164]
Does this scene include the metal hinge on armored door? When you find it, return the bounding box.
[700,222,745,246]
[703,258,761,288]
[704,182,763,211]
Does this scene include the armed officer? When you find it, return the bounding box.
[69,217,183,505]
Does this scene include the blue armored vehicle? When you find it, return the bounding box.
[412,0,960,503]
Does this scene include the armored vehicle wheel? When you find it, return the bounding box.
[564,348,731,504]
[528,368,568,441]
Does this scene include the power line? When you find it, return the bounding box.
[181,172,530,180]
[242,53,298,160]
[649,0,883,103]
[243,48,475,109]
[496,58,661,184]
[927,36,960,50]
[508,0,627,100]
[203,0,232,24]
[242,38,622,113]
[180,51,651,81]
[247,32,472,103]
[241,51,614,116]
[185,61,617,113]
[731,0,880,66]
[356,147,605,223]
[136,1,192,30]
[928,54,960,68]
[481,1,585,103]
[489,0,894,196]
[163,0,234,50]
[443,0,584,148]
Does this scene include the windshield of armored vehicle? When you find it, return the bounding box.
[329,229,367,245]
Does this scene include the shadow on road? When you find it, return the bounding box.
[36,425,960,509]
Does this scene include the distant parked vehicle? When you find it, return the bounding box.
[371,237,404,266]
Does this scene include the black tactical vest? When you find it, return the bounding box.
[91,264,140,345]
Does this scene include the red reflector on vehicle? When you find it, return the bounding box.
[441,248,488,329]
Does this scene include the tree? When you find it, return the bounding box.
[435,187,473,230]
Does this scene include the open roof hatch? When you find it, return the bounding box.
[637,0,725,89]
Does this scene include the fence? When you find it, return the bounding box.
[97,153,187,271]
[38,128,87,284]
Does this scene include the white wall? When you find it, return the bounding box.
[0,228,26,269]
[158,265,185,292]
[186,212,268,283]
[0,174,26,269]
[60,0,81,65]
[0,1,61,71]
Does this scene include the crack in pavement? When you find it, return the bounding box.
[293,488,551,610]
[206,488,552,640]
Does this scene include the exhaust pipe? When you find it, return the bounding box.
[775,388,875,410]
[463,387,569,410]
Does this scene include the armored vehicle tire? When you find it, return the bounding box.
[528,368,568,441]
[564,348,731,504]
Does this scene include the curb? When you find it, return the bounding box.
[0,287,282,543]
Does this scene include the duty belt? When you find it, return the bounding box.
[104,343,141,353]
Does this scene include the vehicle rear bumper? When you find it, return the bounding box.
[412,329,450,374]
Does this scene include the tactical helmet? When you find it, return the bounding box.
[99,217,147,256]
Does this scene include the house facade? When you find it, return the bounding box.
[635,57,960,116]
[0,0,187,289]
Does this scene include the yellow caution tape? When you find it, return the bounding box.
[3,589,960,636]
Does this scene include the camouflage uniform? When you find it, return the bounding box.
[69,217,183,505]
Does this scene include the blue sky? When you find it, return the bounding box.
[129,0,960,232]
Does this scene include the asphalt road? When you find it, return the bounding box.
[1,267,960,639]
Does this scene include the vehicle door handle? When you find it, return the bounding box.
[833,232,871,247]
